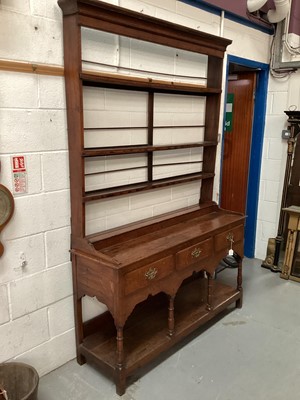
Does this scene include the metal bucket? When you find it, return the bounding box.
[0,362,39,400]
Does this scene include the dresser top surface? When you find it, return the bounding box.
[92,206,244,267]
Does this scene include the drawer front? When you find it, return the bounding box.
[176,238,213,270]
[124,256,174,296]
[214,225,244,253]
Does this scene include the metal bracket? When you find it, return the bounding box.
[272,21,300,72]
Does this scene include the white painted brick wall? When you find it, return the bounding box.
[156,6,218,36]
[30,0,62,20]
[0,0,293,377]
[1,234,45,283]
[0,0,71,374]
[0,109,67,153]
[175,0,220,31]
[42,152,70,192]
[14,330,76,377]
[0,71,38,108]
[0,10,63,65]
[254,73,292,260]
[0,285,10,325]
[48,296,74,337]
[106,206,154,231]
[0,0,31,14]
[38,75,66,109]
[82,295,108,322]
[0,309,49,362]
[3,191,70,240]
[45,227,71,268]
[224,20,271,64]
[10,263,72,319]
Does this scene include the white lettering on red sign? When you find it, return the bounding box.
[12,156,26,172]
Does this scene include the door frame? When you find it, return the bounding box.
[220,55,269,258]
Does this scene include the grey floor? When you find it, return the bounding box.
[39,258,300,400]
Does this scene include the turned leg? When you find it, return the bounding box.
[168,295,175,337]
[206,272,213,311]
[115,326,126,396]
[236,261,243,309]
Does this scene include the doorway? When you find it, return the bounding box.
[221,71,256,214]
[220,56,269,257]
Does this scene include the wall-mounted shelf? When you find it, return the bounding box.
[83,172,215,201]
[82,142,216,157]
[81,71,222,94]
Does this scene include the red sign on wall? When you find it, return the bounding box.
[11,156,27,194]
[12,156,26,172]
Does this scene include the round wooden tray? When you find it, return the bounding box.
[0,184,14,256]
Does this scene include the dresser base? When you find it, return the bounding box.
[79,277,242,395]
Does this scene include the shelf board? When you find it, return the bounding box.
[82,142,217,157]
[79,279,241,375]
[83,172,214,201]
[81,72,221,95]
[84,124,204,131]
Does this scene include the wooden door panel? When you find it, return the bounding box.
[221,73,256,214]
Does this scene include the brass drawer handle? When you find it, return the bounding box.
[226,233,234,243]
[145,267,158,280]
[191,248,202,258]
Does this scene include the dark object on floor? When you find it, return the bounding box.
[215,252,242,277]
[0,362,39,400]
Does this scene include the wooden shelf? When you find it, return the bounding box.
[82,142,216,157]
[79,279,241,374]
[83,172,214,201]
[81,72,221,95]
[84,124,204,131]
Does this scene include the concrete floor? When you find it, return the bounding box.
[39,258,300,400]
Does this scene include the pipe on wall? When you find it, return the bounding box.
[219,10,225,37]
[247,0,268,13]
[247,0,290,23]
[267,0,290,23]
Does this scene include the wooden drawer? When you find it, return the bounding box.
[124,256,174,296]
[214,225,244,253]
[176,238,213,270]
